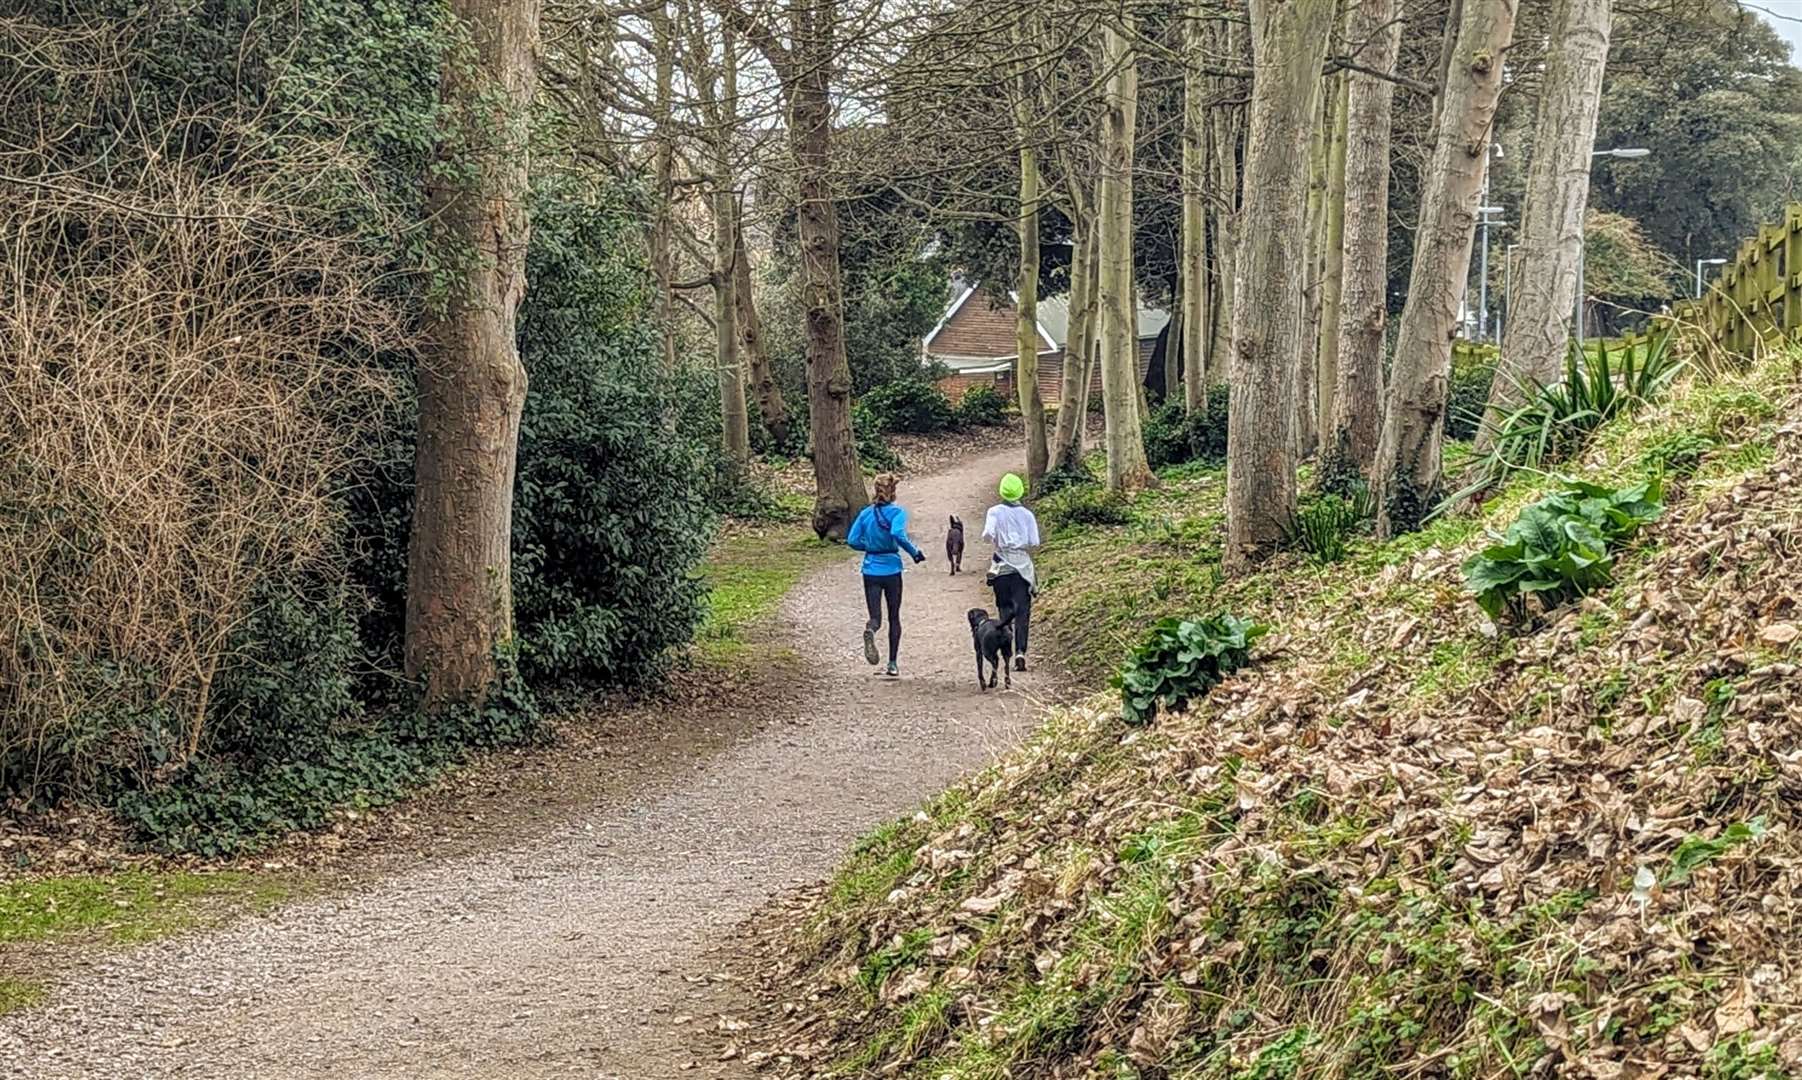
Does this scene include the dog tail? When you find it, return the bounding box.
[996,611,1017,630]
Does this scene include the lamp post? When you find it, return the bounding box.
[1477,206,1507,342]
[1576,146,1652,347]
[1695,257,1726,299]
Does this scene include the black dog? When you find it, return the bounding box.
[946,515,965,575]
[967,607,1016,690]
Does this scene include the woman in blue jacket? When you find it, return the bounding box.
[846,472,925,676]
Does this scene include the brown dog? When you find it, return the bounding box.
[946,515,964,575]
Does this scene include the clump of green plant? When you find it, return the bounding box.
[1287,482,1375,563]
[1447,333,1682,506]
[1038,458,1097,496]
[1142,387,1230,471]
[1462,477,1664,622]
[1040,484,1134,531]
[1114,614,1269,726]
[1444,342,1499,440]
[954,384,1008,427]
[852,402,903,470]
[858,379,958,434]
[1642,430,1716,478]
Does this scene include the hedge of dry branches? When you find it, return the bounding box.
[0,101,406,801]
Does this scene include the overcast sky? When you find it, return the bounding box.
[1754,2,1802,62]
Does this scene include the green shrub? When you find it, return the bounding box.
[1642,430,1715,478]
[1448,333,1682,508]
[1444,343,1498,440]
[1288,482,1375,564]
[1039,458,1098,496]
[1114,614,1269,726]
[1039,484,1134,530]
[852,403,903,470]
[1142,387,1229,470]
[1463,477,1664,622]
[509,186,715,687]
[858,380,957,434]
[954,384,1007,427]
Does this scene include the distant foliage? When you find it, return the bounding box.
[1038,458,1098,496]
[859,380,958,434]
[1444,344,1498,441]
[1142,387,1229,470]
[1463,478,1664,622]
[955,384,1008,427]
[851,403,904,470]
[1039,484,1134,530]
[1114,615,1269,726]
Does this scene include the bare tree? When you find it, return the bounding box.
[1316,71,1348,441]
[1372,0,1516,536]
[1180,0,1210,411]
[406,0,542,704]
[688,13,751,464]
[734,225,791,447]
[1097,14,1156,491]
[1014,13,1049,489]
[1222,0,1333,573]
[1481,0,1613,443]
[715,0,867,538]
[1322,0,1403,484]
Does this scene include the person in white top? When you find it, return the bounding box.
[983,472,1042,672]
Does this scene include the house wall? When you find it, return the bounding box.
[937,370,1014,405]
[928,286,1020,359]
[1035,341,1155,407]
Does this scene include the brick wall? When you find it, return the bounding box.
[928,286,1026,359]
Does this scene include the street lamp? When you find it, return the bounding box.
[1695,257,1726,299]
[1576,147,1652,346]
[1466,143,1505,341]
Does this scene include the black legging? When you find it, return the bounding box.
[863,573,903,661]
[991,571,1032,657]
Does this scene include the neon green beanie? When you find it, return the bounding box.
[999,473,1025,502]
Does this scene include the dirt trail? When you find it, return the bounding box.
[2,447,1054,1080]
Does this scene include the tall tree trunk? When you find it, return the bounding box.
[1015,39,1049,489]
[648,12,679,374]
[1373,0,1517,536]
[1098,17,1155,491]
[406,0,539,705]
[1296,77,1329,461]
[1481,0,1613,445]
[1052,217,1095,471]
[710,32,749,466]
[790,34,866,539]
[734,225,790,448]
[1181,2,1210,412]
[1317,72,1349,443]
[1223,0,1334,573]
[1208,17,1245,378]
[1324,0,1402,485]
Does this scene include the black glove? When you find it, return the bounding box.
[912,550,926,564]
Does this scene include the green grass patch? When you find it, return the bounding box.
[696,529,843,666]
[0,870,294,947]
[0,977,46,1016]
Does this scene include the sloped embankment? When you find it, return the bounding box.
[735,361,1802,1079]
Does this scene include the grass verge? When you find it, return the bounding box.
[696,527,845,668]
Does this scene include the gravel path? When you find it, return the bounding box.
[2,447,1053,1080]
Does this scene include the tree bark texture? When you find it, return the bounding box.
[406,0,540,705]
[1207,20,1245,377]
[1482,0,1613,444]
[708,31,749,466]
[1015,138,1049,488]
[1373,0,1517,536]
[1317,72,1349,442]
[734,225,791,448]
[1296,77,1329,460]
[649,11,679,374]
[1098,18,1155,491]
[1223,0,1334,574]
[1182,1,1210,412]
[1323,0,1402,485]
[1052,218,1095,471]
[790,32,867,539]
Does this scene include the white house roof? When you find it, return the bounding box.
[1035,294,1170,346]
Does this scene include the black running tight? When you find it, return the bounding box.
[862,573,903,661]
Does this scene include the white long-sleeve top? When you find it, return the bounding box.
[983,502,1041,588]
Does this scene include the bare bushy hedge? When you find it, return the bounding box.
[0,144,405,801]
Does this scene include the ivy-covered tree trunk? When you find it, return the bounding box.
[1373,0,1516,537]
[406,0,540,705]
[1097,16,1155,492]
[1223,0,1333,575]
[734,225,790,448]
[1482,0,1613,445]
[1323,0,1401,485]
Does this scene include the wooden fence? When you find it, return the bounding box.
[1677,203,1802,356]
